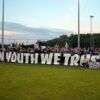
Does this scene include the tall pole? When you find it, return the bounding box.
[78,0,80,49]
[1,0,5,51]
[90,15,94,49]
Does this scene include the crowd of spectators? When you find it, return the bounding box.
[0,43,100,68]
[0,43,100,54]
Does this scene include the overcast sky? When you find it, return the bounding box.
[0,0,100,33]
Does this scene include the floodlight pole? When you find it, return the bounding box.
[1,0,5,51]
[78,0,80,49]
[90,15,94,49]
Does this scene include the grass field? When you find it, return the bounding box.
[0,64,100,100]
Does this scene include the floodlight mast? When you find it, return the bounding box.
[1,0,5,51]
[90,15,94,49]
[78,0,80,49]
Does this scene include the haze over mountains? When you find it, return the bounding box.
[0,22,73,44]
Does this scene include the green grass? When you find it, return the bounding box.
[0,63,100,100]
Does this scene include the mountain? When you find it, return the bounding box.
[0,22,73,44]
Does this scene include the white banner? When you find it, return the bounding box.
[0,52,100,68]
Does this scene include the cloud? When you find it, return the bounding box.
[0,30,16,36]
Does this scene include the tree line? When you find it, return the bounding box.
[37,34,100,48]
